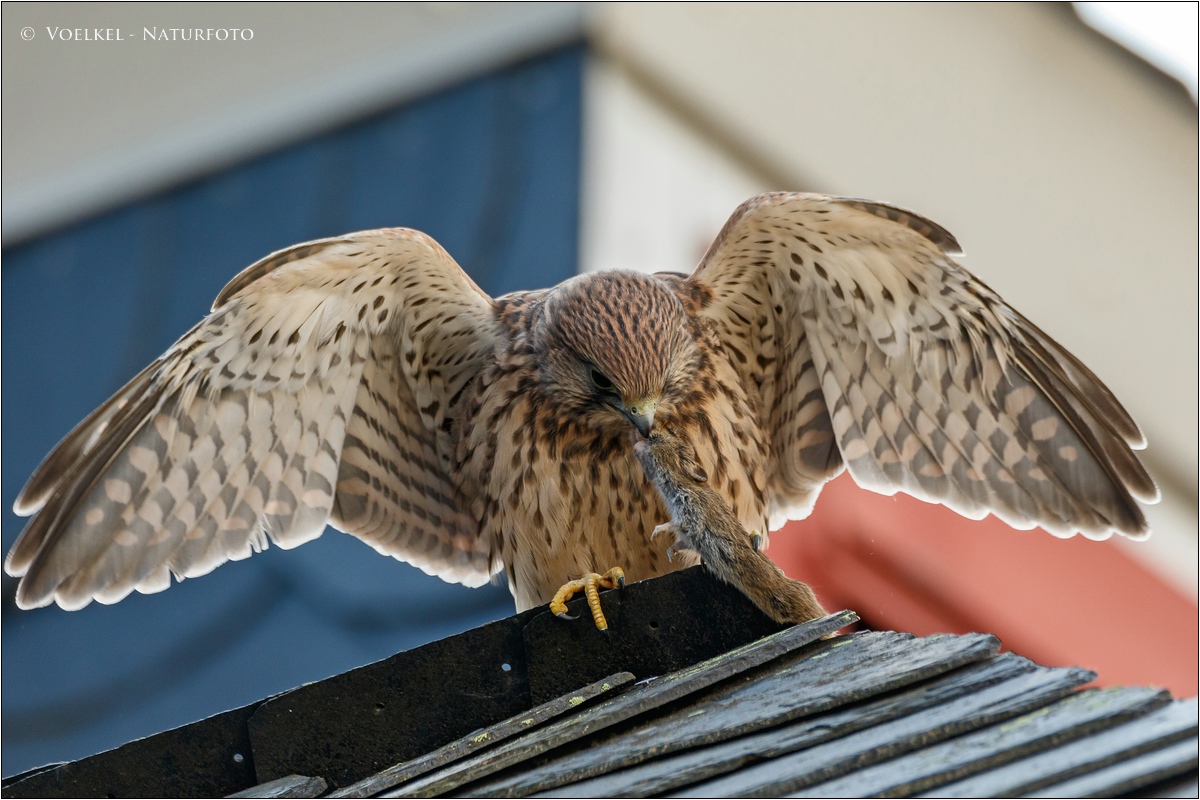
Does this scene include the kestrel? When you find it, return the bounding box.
[5,193,1158,617]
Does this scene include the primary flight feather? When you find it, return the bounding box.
[6,193,1157,612]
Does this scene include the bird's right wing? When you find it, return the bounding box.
[7,229,505,610]
[692,193,1157,541]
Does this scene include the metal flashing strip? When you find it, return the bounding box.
[1,699,264,798]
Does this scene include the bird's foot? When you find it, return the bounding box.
[550,567,626,631]
[750,530,763,552]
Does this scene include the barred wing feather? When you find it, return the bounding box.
[692,193,1156,541]
[6,229,502,610]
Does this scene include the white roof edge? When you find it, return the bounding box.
[1,3,587,247]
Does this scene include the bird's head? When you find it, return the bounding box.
[536,271,697,436]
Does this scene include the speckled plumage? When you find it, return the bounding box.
[6,194,1158,612]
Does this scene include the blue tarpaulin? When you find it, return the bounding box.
[2,44,583,775]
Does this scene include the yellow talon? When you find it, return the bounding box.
[550,567,626,631]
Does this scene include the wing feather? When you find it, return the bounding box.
[330,335,495,587]
[692,192,1155,541]
[13,360,162,517]
[7,229,503,609]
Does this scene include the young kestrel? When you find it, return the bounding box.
[6,193,1158,614]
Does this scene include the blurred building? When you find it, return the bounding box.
[3,2,1195,777]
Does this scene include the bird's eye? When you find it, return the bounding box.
[590,368,616,393]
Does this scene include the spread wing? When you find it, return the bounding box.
[7,229,505,610]
[691,192,1157,540]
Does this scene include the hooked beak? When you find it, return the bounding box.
[620,399,657,438]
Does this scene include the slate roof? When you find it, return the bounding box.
[3,567,1196,799]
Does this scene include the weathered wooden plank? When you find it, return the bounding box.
[227,774,327,798]
[327,673,634,798]
[928,698,1198,797]
[544,653,1071,798]
[476,630,1003,798]
[788,686,1171,798]
[1029,735,1199,798]
[376,610,855,798]
[679,659,1097,798]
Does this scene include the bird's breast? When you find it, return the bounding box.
[485,419,684,610]
[457,348,769,611]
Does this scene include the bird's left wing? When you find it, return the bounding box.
[7,229,505,610]
[691,192,1157,540]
